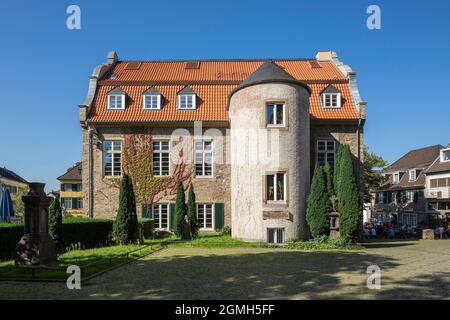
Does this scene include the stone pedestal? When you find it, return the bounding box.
[15,183,57,265]
[422,229,434,240]
[329,212,340,239]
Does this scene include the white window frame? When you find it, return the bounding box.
[377,192,384,204]
[143,94,161,110]
[267,228,284,244]
[441,148,450,163]
[152,140,171,177]
[407,191,414,202]
[402,214,417,228]
[393,172,400,183]
[266,172,286,202]
[409,169,417,181]
[194,140,213,177]
[150,204,170,230]
[107,94,125,110]
[322,93,341,108]
[103,140,122,177]
[316,139,336,167]
[197,203,214,230]
[178,94,196,110]
[266,102,285,127]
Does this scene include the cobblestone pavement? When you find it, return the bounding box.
[1,240,449,299]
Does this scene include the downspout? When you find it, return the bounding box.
[87,125,94,218]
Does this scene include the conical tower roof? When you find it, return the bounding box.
[230,60,311,98]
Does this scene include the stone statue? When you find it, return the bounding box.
[181,215,192,240]
[330,195,339,212]
[329,195,340,239]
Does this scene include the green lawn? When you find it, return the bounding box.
[0,234,359,281]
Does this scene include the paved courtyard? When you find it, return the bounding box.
[1,240,449,299]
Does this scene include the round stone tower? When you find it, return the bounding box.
[229,61,311,242]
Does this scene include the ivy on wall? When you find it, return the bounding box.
[105,128,193,204]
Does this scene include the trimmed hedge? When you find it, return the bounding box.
[0,223,23,262]
[61,218,114,250]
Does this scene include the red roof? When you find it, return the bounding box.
[88,60,359,123]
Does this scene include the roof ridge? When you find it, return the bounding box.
[117,58,317,63]
[408,144,444,153]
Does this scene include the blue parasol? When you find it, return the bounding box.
[0,189,15,223]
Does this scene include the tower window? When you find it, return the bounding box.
[266,103,285,126]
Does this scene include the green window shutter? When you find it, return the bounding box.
[169,203,176,231]
[141,204,151,219]
[413,190,419,204]
[214,203,224,231]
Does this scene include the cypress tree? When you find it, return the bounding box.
[324,161,334,197]
[48,197,64,252]
[113,174,138,244]
[187,183,199,238]
[306,165,331,238]
[334,144,344,193]
[175,181,187,237]
[336,145,361,241]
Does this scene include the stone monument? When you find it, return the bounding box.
[329,195,340,239]
[16,183,57,265]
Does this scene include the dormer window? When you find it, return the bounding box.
[393,172,400,183]
[177,86,197,110]
[320,85,341,109]
[409,169,417,181]
[107,87,126,110]
[441,148,450,162]
[143,87,161,110]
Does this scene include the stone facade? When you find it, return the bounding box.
[82,126,231,224]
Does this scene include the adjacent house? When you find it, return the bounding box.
[424,144,450,221]
[79,50,366,243]
[57,162,83,216]
[373,145,443,227]
[0,167,28,195]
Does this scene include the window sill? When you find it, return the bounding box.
[264,201,288,208]
[194,176,215,180]
[266,124,288,130]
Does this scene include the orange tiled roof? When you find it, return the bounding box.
[88,60,359,123]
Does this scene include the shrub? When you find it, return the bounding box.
[286,235,360,250]
[324,161,334,197]
[138,219,154,239]
[306,165,331,238]
[187,183,198,238]
[221,226,232,236]
[175,181,187,237]
[113,174,138,244]
[335,144,362,241]
[48,197,64,252]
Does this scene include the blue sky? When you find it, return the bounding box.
[0,0,449,191]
